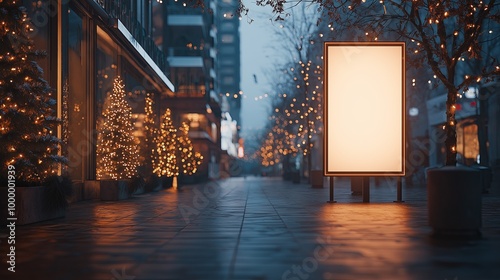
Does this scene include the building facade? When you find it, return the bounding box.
[426,83,500,190]
[19,0,225,184]
[216,0,241,128]
[215,0,242,176]
[163,0,222,180]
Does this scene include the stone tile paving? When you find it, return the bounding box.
[0,176,499,280]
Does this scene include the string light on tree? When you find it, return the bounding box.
[177,122,202,175]
[0,0,66,183]
[96,76,139,180]
[142,94,157,175]
[153,108,178,177]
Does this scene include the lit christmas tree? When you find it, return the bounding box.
[177,122,202,175]
[0,0,66,183]
[96,76,139,180]
[141,94,157,175]
[152,108,178,177]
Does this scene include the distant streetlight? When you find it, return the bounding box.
[409,107,419,117]
[464,87,478,99]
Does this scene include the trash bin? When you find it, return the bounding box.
[310,170,323,188]
[282,171,292,181]
[292,171,300,184]
[471,165,492,193]
[350,177,363,195]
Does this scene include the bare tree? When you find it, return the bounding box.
[185,0,500,167]
[257,3,325,177]
[239,0,500,166]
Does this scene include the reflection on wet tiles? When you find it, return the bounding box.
[1,177,499,280]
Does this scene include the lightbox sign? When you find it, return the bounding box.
[323,42,405,176]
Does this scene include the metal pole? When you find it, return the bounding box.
[327,177,337,203]
[362,177,370,203]
[394,177,405,203]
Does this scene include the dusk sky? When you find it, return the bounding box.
[239,2,278,136]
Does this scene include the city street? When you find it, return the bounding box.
[1,177,499,280]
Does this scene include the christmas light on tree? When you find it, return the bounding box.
[177,122,201,175]
[153,108,178,177]
[141,94,157,174]
[96,76,139,180]
[0,0,66,183]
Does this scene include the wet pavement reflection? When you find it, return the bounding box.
[0,177,499,280]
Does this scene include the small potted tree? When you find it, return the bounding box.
[176,122,202,185]
[140,94,161,193]
[152,108,178,188]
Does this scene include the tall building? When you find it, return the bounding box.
[162,0,222,180]
[216,0,241,128]
[216,0,242,175]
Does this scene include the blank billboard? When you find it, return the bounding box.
[323,42,405,176]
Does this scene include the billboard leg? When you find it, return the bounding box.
[327,177,337,203]
[362,177,370,203]
[394,177,405,203]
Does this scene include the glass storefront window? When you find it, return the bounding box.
[64,7,89,181]
[458,122,480,165]
[122,58,153,176]
[96,27,118,119]
[23,0,51,82]
[95,27,119,178]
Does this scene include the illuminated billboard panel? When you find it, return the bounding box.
[324,42,405,176]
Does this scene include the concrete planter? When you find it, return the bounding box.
[83,180,101,200]
[162,176,174,189]
[310,170,324,188]
[291,171,300,184]
[132,183,146,195]
[100,180,130,201]
[0,186,66,225]
[350,177,363,195]
[145,175,162,192]
[427,166,482,236]
[68,181,83,204]
[129,177,146,195]
[179,174,196,185]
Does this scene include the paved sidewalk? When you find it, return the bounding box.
[1,177,499,280]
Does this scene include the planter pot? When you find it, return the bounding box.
[310,170,324,188]
[161,176,174,189]
[144,175,162,192]
[100,180,130,201]
[129,177,146,195]
[68,181,84,204]
[350,177,363,195]
[470,165,492,193]
[291,171,301,184]
[83,180,101,200]
[179,174,196,185]
[0,186,66,225]
[427,166,482,236]
[282,171,292,181]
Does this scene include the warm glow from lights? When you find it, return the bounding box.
[324,43,405,176]
[96,77,139,180]
[238,146,244,158]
